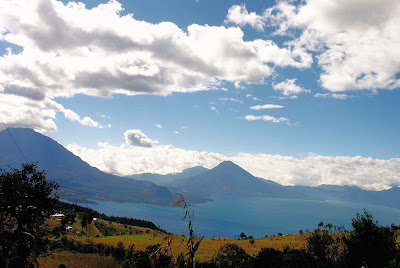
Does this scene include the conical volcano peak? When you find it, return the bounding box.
[215,160,241,169]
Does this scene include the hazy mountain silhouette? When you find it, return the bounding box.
[128,166,209,186]
[161,161,400,209]
[0,128,175,205]
[1,128,400,208]
[169,161,292,197]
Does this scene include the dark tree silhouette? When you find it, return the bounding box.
[214,244,251,268]
[345,210,397,268]
[0,163,58,267]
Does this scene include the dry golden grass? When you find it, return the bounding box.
[44,218,61,229]
[38,251,122,268]
[86,233,307,262]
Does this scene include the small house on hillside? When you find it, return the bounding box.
[50,213,64,221]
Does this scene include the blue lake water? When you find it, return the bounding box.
[77,196,400,238]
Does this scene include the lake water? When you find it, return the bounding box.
[77,196,400,238]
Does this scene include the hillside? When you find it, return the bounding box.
[0,128,175,205]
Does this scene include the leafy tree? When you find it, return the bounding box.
[214,244,251,268]
[282,247,315,268]
[80,212,94,236]
[306,228,334,262]
[238,232,247,240]
[0,163,58,267]
[61,212,76,228]
[253,247,283,268]
[344,210,397,268]
[325,223,333,231]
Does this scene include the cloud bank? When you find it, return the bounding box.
[67,130,400,191]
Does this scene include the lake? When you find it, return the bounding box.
[76,195,400,238]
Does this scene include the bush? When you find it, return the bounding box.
[214,244,251,268]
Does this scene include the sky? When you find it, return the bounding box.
[1,0,400,191]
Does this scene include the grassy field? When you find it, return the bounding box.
[41,215,400,265]
[38,252,122,268]
[86,233,306,262]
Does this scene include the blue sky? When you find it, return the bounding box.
[1,0,400,190]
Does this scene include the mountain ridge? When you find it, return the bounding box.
[1,128,400,209]
[0,128,175,205]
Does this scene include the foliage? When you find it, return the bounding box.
[213,244,251,268]
[306,228,334,261]
[252,247,283,268]
[57,201,166,232]
[0,163,59,267]
[344,210,397,268]
[238,232,247,240]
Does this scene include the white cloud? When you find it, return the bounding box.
[245,115,289,123]
[273,79,310,97]
[231,153,400,191]
[0,93,102,132]
[67,142,225,176]
[225,4,265,31]
[63,108,100,127]
[67,133,400,191]
[227,1,400,92]
[314,93,348,99]
[264,0,400,92]
[124,129,158,148]
[219,97,243,103]
[250,104,284,110]
[0,0,313,132]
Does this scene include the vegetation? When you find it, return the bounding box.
[3,163,400,268]
[0,163,59,267]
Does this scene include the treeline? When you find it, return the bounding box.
[57,200,166,232]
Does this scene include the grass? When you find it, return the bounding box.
[38,251,122,268]
[85,233,307,262]
[58,216,309,262]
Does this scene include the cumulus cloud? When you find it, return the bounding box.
[228,0,400,92]
[0,93,102,132]
[124,129,158,148]
[225,4,265,31]
[245,115,289,123]
[67,142,225,176]
[67,133,400,191]
[273,79,310,97]
[250,104,284,110]
[0,0,315,132]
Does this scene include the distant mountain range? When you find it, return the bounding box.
[1,128,400,209]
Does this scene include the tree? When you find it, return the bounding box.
[253,247,283,268]
[306,228,334,262]
[238,232,247,240]
[344,210,397,268]
[214,244,251,268]
[80,212,93,237]
[0,163,59,267]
